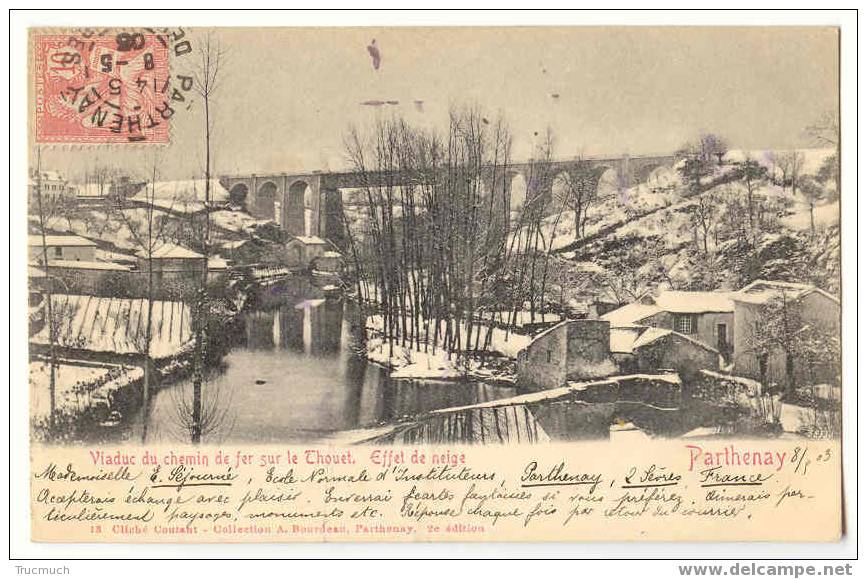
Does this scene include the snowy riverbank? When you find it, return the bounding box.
[363,312,529,381]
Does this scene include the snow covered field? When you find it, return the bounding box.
[29,361,143,419]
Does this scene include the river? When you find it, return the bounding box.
[133,280,517,444]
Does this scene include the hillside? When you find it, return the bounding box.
[543,148,840,303]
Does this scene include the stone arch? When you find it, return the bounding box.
[508,172,528,212]
[256,181,279,221]
[286,180,311,237]
[638,164,677,191]
[229,183,249,207]
[596,166,624,199]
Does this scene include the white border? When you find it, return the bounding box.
[4,7,860,566]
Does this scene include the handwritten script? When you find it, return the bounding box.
[30,441,841,542]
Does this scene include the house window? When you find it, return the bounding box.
[54,247,62,258]
[546,350,552,363]
[675,314,695,334]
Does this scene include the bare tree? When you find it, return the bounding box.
[745,290,837,395]
[799,176,826,237]
[552,160,601,240]
[111,160,176,443]
[781,151,805,196]
[700,132,729,166]
[739,156,768,243]
[31,148,57,432]
[169,375,236,443]
[343,107,517,364]
[677,132,729,170]
[689,188,720,254]
[805,111,841,197]
[190,32,227,443]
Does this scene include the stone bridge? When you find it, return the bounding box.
[219,154,676,239]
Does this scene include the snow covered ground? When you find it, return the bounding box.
[211,210,272,234]
[132,179,229,206]
[363,311,533,380]
[724,148,835,178]
[366,337,480,380]
[366,314,531,362]
[30,361,109,418]
[510,176,683,253]
[478,311,561,327]
[29,361,143,419]
[781,199,840,230]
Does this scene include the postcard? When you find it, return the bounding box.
[25,25,843,543]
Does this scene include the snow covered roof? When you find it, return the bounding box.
[292,236,328,245]
[220,239,250,250]
[610,282,833,320]
[653,290,736,314]
[30,294,193,358]
[76,183,110,198]
[632,327,673,350]
[610,324,720,355]
[28,234,96,248]
[137,243,204,260]
[734,279,840,306]
[44,259,131,271]
[208,257,229,270]
[322,251,342,258]
[632,326,720,354]
[133,179,229,203]
[95,249,137,264]
[610,327,643,354]
[32,171,67,182]
[524,320,571,345]
[601,302,662,327]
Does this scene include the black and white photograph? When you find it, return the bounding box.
[26,26,842,447]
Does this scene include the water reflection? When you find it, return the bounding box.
[139,281,516,444]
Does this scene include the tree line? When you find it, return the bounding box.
[342,110,606,362]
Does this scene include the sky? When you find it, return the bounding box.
[37,26,839,180]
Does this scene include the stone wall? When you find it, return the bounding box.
[633,332,719,379]
[565,319,616,381]
[516,319,614,391]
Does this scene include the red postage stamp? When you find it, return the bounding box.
[34,32,172,143]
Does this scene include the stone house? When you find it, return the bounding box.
[603,280,839,388]
[28,234,97,263]
[612,327,720,379]
[286,236,330,268]
[137,243,207,286]
[731,280,840,387]
[516,316,720,392]
[602,290,735,360]
[516,319,616,391]
[30,170,77,204]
